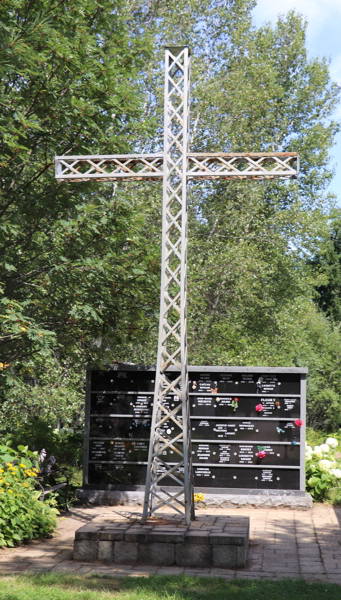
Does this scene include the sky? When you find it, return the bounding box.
[252,0,341,205]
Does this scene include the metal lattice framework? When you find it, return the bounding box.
[55,152,298,182]
[55,154,164,181]
[55,46,299,525]
[187,152,298,180]
[142,47,193,524]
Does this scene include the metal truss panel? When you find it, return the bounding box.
[56,151,298,183]
[187,153,299,180]
[55,154,164,181]
[142,47,194,525]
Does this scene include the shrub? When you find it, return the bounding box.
[0,443,58,547]
[10,417,84,473]
[305,436,341,502]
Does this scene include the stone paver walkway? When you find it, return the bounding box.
[0,505,340,584]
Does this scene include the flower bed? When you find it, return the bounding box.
[0,443,58,547]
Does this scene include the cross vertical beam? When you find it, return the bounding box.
[142,47,194,524]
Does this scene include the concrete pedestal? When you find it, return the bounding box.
[73,513,249,569]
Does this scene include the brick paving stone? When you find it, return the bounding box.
[76,566,95,573]
[51,562,84,571]
[264,566,300,573]
[324,568,341,574]
[328,575,341,584]
[53,549,73,561]
[25,565,54,572]
[236,573,262,580]
[0,562,30,571]
[247,564,264,571]
[156,567,185,575]
[209,567,235,576]
[300,565,327,574]
[15,549,48,558]
[131,567,159,575]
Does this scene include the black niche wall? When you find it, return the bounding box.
[83,366,307,493]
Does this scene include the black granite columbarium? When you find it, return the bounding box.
[82,365,307,496]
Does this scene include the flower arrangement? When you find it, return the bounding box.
[305,437,341,502]
[256,450,268,459]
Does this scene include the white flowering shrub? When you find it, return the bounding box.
[306,437,341,501]
[326,438,338,449]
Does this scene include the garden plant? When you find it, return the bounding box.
[305,436,341,502]
[0,443,58,548]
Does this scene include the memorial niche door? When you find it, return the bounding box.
[84,366,306,494]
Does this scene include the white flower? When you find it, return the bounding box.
[331,468,341,478]
[305,445,313,453]
[320,444,330,454]
[313,446,322,457]
[319,459,333,471]
[326,437,338,449]
[305,451,313,461]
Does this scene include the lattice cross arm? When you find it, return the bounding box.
[55,152,299,183]
[187,152,299,180]
[55,153,164,182]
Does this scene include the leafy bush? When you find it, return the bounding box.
[305,436,341,502]
[0,443,58,547]
[10,417,84,471]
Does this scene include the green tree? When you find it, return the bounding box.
[311,210,341,323]
[0,0,159,372]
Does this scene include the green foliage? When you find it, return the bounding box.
[0,443,58,547]
[305,436,341,502]
[10,419,84,470]
[0,353,84,429]
[311,209,341,322]
[0,0,157,373]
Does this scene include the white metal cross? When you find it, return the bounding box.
[55,46,298,525]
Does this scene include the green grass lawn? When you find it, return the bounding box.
[1,573,341,600]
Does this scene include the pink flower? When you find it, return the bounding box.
[256,450,267,459]
[255,404,264,412]
[295,419,303,427]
